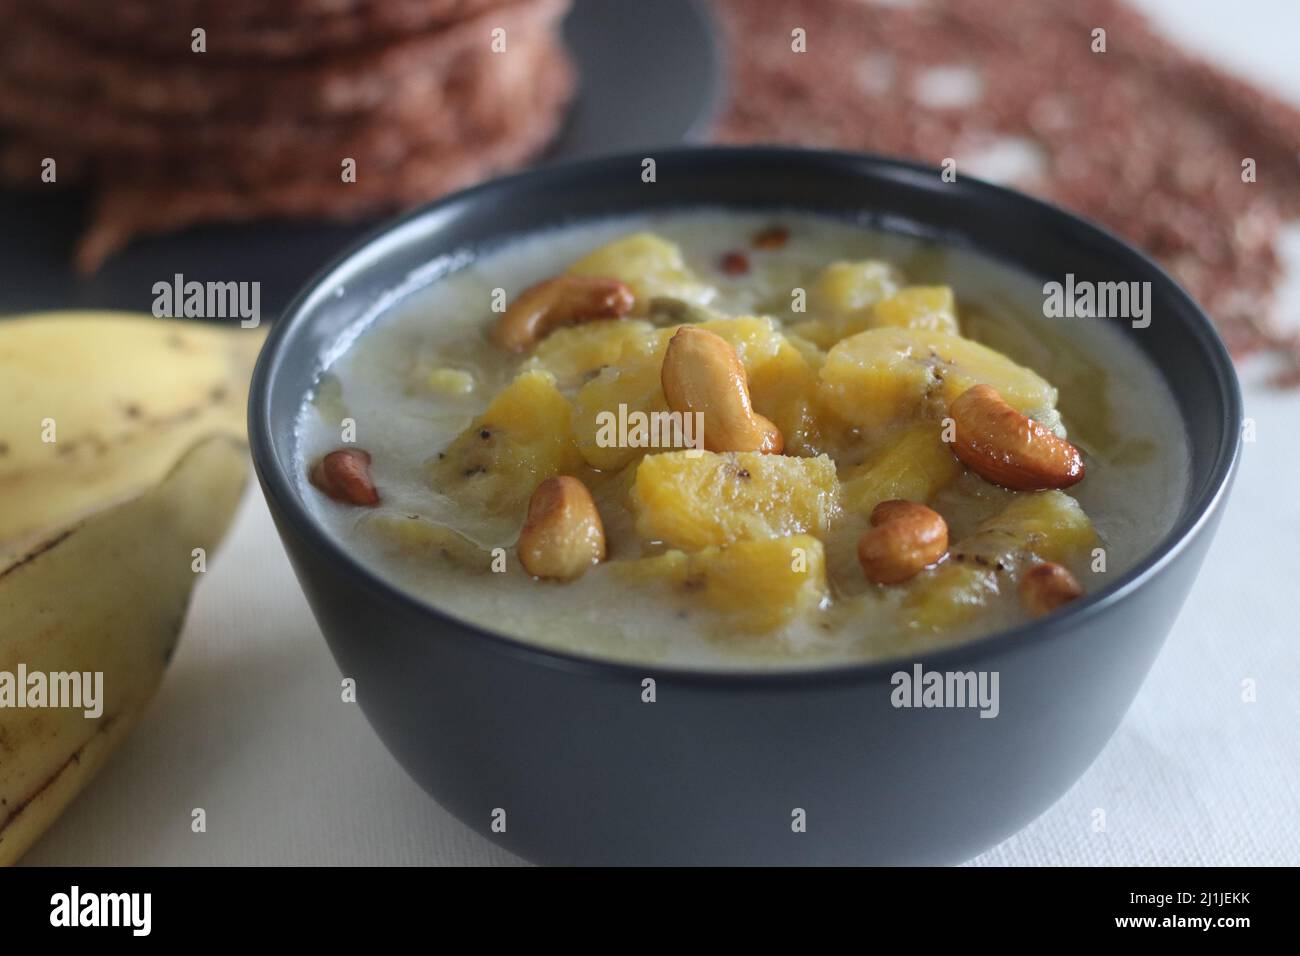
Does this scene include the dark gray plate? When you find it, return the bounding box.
[0,0,720,317]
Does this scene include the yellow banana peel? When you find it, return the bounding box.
[0,312,261,864]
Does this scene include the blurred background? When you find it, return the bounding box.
[3,0,1299,380]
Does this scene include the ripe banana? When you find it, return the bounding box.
[0,311,261,566]
[0,311,260,864]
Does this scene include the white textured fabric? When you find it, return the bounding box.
[20,0,1300,867]
[973,362,1300,866]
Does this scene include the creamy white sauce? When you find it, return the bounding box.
[296,210,1191,670]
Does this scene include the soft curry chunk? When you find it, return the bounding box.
[615,535,829,633]
[571,328,673,471]
[903,491,1097,632]
[566,232,715,309]
[314,214,1155,666]
[630,450,839,551]
[953,490,1098,568]
[357,511,491,572]
[523,318,656,387]
[791,259,903,348]
[427,369,585,515]
[818,326,1060,432]
[871,286,960,334]
[840,421,963,517]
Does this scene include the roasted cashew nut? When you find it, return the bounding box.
[1018,561,1084,617]
[857,499,949,585]
[310,448,379,506]
[660,326,783,454]
[491,275,635,353]
[517,475,606,580]
[948,384,1084,491]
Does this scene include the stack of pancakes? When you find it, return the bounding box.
[0,0,574,271]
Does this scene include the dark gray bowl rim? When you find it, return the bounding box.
[249,145,1243,688]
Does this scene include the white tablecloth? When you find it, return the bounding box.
[23,0,1300,866]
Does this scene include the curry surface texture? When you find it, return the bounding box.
[297,211,1189,669]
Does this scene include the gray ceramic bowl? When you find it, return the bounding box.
[249,148,1241,865]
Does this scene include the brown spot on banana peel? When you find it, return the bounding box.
[0,394,224,472]
[0,715,117,830]
[0,714,121,863]
[0,527,75,581]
